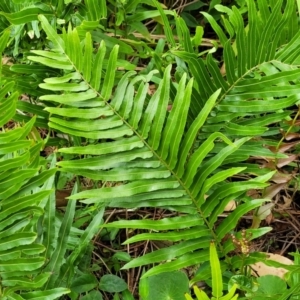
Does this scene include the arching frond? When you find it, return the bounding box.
[172,0,300,143]
[29,10,280,278]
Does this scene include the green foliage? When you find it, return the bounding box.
[185,242,238,300]
[140,271,189,300]
[0,13,106,298]
[30,13,267,280]
[0,40,69,298]
[99,274,128,293]
[1,0,300,299]
[11,0,297,282]
[229,273,300,300]
[250,276,286,299]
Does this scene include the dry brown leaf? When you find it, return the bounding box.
[264,183,286,200]
[285,119,300,126]
[251,253,293,278]
[276,154,298,168]
[281,195,292,209]
[260,160,276,170]
[247,189,261,199]
[284,132,300,141]
[271,172,293,184]
[224,200,237,212]
[265,212,274,225]
[269,141,300,153]
[2,56,12,65]
[220,63,226,76]
[55,189,71,207]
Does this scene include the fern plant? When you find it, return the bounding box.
[7,0,300,287]
[0,31,70,299]
[172,0,300,135]
[0,29,108,300]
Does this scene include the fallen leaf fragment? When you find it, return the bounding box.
[276,155,298,168]
[271,172,293,184]
[264,183,287,200]
[251,253,294,278]
[281,195,292,209]
[256,203,274,220]
[284,132,300,141]
[224,200,237,212]
[268,140,300,153]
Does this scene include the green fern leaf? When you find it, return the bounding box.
[28,8,297,278]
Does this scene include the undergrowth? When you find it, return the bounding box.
[0,0,300,299]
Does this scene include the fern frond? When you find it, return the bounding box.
[28,9,285,278]
[172,0,300,142]
[0,78,70,297]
